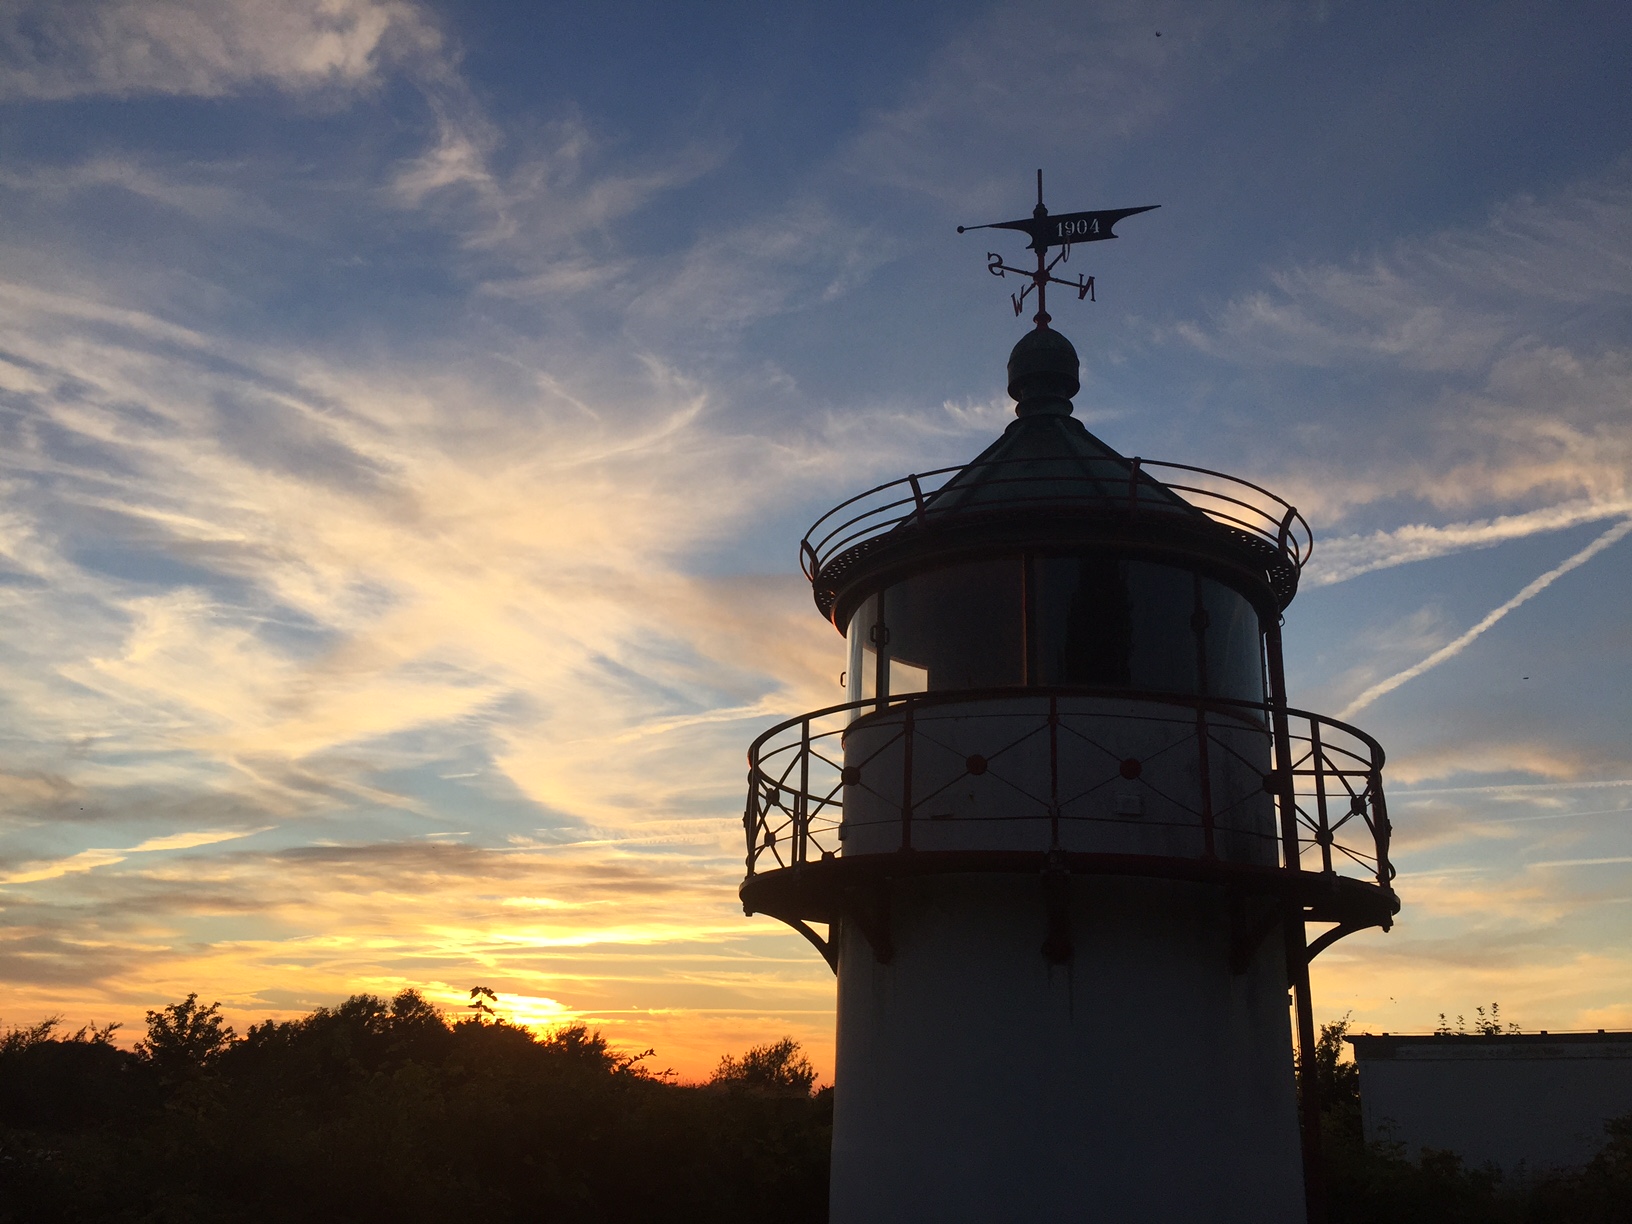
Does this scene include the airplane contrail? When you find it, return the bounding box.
[1341,516,1632,719]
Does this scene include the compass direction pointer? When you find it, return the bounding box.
[959,169,1157,329]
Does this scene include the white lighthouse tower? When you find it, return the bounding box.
[740,184,1397,1223]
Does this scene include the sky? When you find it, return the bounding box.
[0,0,1629,1079]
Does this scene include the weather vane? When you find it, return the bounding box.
[959,170,1158,329]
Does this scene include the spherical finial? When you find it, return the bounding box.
[1006,326,1080,417]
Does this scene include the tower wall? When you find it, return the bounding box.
[828,874,1306,1223]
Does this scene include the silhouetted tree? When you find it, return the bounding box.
[710,1037,817,1095]
[1311,1012,1362,1142]
[137,992,235,1081]
[0,1015,133,1133]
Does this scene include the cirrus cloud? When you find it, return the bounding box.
[0,0,441,101]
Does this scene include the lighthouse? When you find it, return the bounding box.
[740,181,1398,1223]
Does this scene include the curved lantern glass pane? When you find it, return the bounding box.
[846,594,879,705]
[844,554,1264,703]
[1034,556,1264,702]
[1201,574,1266,703]
[882,558,1025,692]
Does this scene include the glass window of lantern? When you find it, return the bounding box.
[1200,577,1265,703]
[846,594,880,706]
[848,554,1263,704]
[1032,555,1263,702]
[880,558,1024,693]
[1032,553,1133,686]
[1124,561,1200,695]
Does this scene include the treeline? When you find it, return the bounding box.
[0,991,829,1223]
[2,996,1628,1222]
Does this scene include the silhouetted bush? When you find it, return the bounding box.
[710,1036,818,1094]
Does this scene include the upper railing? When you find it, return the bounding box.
[799,457,1313,586]
[744,687,1392,905]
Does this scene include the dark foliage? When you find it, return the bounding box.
[4,995,1626,1221]
[0,993,829,1224]
[1435,1003,1521,1037]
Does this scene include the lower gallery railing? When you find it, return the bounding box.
[744,687,1393,905]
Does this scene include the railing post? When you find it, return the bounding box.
[1195,703,1216,858]
[1311,720,1333,874]
[1370,771,1393,897]
[1048,694,1060,848]
[907,473,928,526]
[1264,622,1302,873]
[1127,456,1142,515]
[900,699,915,851]
[1285,912,1328,1224]
[798,718,811,866]
[1277,504,1298,557]
[1265,621,1327,1223]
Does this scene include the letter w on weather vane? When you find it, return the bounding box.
[959,170,1158,329]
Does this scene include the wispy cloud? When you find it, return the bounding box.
[130,827,271,853]
[0,257,835,790]
[391,105,725,253]
[1384,741,1591,788]
[0,827,263,885]
[0,0,442,101]
[1176,163,1632,556]
[1530,856,1632,869]
[843,0,1300,207]
[0,836,834,1076]
[627,203,891,339]
[1310,498,1632,586]
[1342,518,1632,717]
[1401,779,1632,798]
[1178,168,1632,374]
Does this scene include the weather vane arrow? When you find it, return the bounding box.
[959,170,1158,329]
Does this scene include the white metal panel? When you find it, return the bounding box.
[1354,1037,1632,1175]
[828,875,1305,1223]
